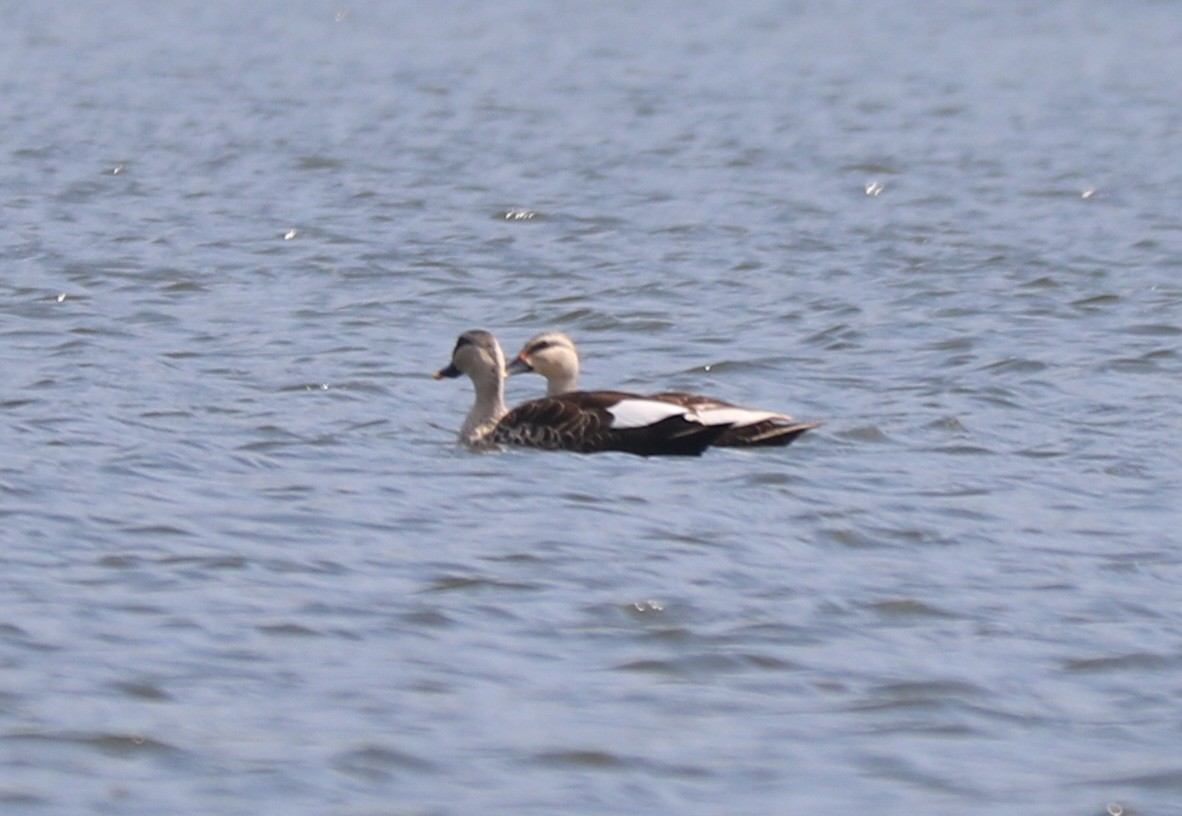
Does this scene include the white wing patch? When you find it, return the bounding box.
[691,407,791,428]
[607,399,692,429]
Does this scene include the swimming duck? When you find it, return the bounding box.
[506,331,819,448]
[434,330,732,456]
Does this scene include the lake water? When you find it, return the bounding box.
[2,2,1181,814]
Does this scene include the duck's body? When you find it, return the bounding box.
[506,331,819,448]
[435,330,730,456]
[490,390,730,455]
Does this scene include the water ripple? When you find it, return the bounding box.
[3,3,1181,815]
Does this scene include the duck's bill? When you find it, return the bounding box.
[434,362,462,379]
[505,356,533,376]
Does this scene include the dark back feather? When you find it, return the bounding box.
[649,391,819,448]
[491,391,729,456]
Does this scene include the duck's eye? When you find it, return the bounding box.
[528,341,553,354]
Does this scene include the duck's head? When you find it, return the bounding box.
[435,329,506,384]
[506,331,579,382]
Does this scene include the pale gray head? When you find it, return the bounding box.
[434,329,507,386]
[505,331,580,395]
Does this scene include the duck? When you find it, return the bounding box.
[434,330,733,456]
[505,331,820,448]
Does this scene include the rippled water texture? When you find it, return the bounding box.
[2,2,1181,814]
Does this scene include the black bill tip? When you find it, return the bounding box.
[505,356,533,376]
[434,362,462,379]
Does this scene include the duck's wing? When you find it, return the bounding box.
[648,391,734,410]
[648,391,820,448]
[492,391,729,456]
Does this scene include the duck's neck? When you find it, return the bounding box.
[546,352,580,395]
[461,370,507,445]
[547,369,578,396]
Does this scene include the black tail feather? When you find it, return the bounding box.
[717,421,821,448]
